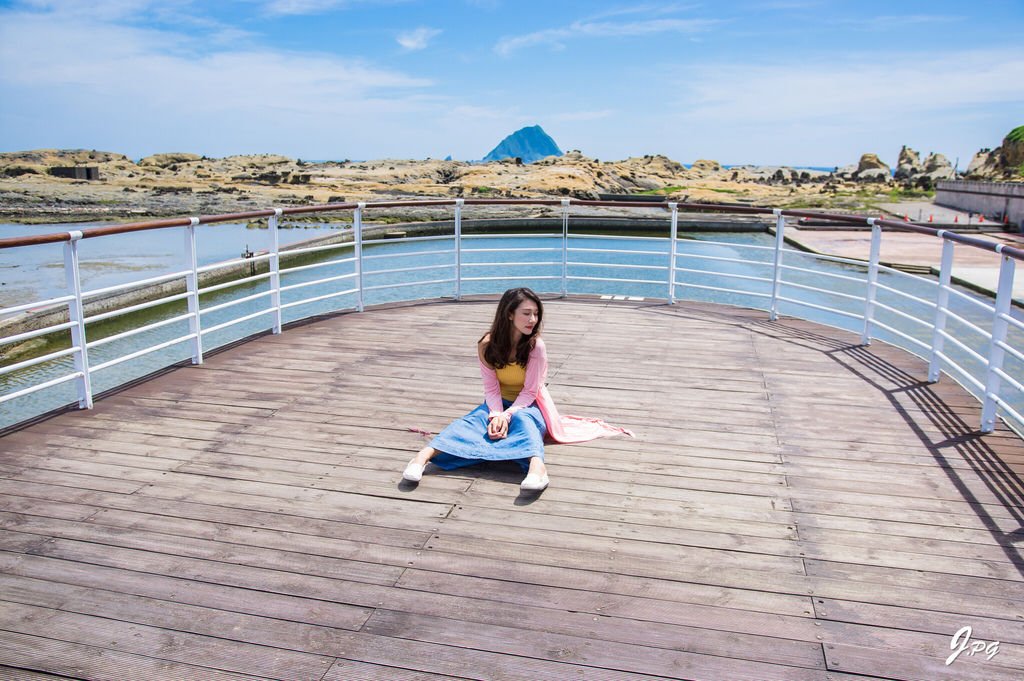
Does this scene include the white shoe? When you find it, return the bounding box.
[403,460,425,482]
[520,473,549,491]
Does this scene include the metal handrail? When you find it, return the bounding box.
[3,198,1023,260]
[2,198,1023,435]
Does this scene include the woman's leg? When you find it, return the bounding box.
[412,445,438,466]
[403,446,438,482]
[520,455,549,491]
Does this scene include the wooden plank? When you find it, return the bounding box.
[824,641,1021,681]
[0,631,272,681]
[1,551,374,630]
[0,667,78,681]
[0,572,373,646]
[0,298,1021,680]
[0,601,331,680]
[361,610,831,681]
[395,568,822,642]
[449,502,798,542]
[322,660,469,681]
[327,629,678,681]
[0,513,407,586]
[814,597,1024,645]
[792,498,1023,534]
[804,559,1023,604]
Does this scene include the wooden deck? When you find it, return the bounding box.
[0,297,1022,680]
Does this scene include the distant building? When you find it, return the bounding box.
[49,166,100,180]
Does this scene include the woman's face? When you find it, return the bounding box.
[509,299,539,339]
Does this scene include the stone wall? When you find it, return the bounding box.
[935,180,1024,229]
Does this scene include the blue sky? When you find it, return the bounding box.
[0,0,1021,167]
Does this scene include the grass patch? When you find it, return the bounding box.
[637,185,685,195]
[885,187,935,200]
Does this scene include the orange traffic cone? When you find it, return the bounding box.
[928,215,933,223]
[979,215,985,223]
[954,215,959,223]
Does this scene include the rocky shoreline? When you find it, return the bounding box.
[3,143,1016,227]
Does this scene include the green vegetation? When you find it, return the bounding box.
[638,185,685,195]
[885,186,935,200]
[1006,125,1024,143]
[781,196,838,209]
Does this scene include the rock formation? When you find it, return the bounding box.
[0,145,981,223]
[895,146,922,180]
[138,153,203,168]
[852,153,892,183]
[965,126,1024,180]
[483,125,563,164]
[892,146,955,188]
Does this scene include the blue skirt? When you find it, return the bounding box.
[429,399,546,473]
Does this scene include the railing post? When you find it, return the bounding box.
[928,236,954,382]
[454,198,464,301]
[63,231,93,409]
[355,202,365,312]
[269,208,283,334]
[561,198,570,298]
[861,219,882,345]
[184,217,203,364]
[769,209,785,321]
[667,202,678,303]
[980,250,1015,432]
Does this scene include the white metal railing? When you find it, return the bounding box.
[1,199,1023,436]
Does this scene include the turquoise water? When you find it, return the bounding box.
[0,221,350,309]
[2,229,1022,431]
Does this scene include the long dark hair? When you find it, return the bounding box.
[481,287,544,369]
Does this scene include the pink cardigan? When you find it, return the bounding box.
[480,337,634,444]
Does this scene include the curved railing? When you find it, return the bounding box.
[2,198,1023,435]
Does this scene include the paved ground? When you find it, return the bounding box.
[876,201,1011,228]
[784,224,1024,303]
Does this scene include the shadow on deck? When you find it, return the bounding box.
[0,297,1022,680]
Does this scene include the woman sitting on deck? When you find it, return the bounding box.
[402,287,632,492]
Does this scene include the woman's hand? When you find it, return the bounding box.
[487,413,509,440]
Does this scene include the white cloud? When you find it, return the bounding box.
[262,0,407,16]
[661,48,1024,164]
[13,0,175,19]
[263,0,349,15]
[744,1,824,10]
[834,14,962,30]
[585,3,701,21]
[0,8,436,158]
[495,17,719,56]
[675,49,1024,123]
[397,27,442,51]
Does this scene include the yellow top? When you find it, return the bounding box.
[495,362,526,402]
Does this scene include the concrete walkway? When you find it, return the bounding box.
[876,201,1011,228]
